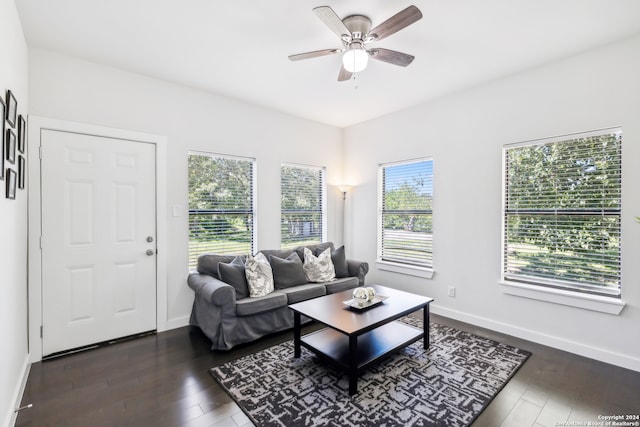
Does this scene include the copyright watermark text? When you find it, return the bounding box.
[555,415,640,427]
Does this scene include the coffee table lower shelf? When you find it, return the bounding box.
[298,320,423,392]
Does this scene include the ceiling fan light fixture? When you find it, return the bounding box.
[291,6,422,81]
[342,43,368,73]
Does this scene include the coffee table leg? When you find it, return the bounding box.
[294,312,301,358]
[423,304,430,350]
[349,335,358,395]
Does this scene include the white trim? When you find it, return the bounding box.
[252,160,259,252]
[505,126,622,149]
[27,116,168,362]
[187,150,256,163]
[376,260,435,279]
[321,166,327,244]
[4,354,30,427]
[499,280,625,315]
[431,304,640,372]
[163,314,190,331]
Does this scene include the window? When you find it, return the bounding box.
[378,158,434,270]
[503,128,622,297]
[280,164,326,249]
[188,152,256,269]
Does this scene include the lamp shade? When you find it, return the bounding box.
[342,43,368,73]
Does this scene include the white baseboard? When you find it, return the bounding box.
[161,315,190,332]
[4,355,31,427]
[431,304,640,373]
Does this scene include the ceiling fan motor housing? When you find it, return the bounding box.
[342,15,371,40]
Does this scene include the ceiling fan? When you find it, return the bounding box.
[289,5,423,81]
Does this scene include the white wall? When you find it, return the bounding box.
[0,0,29,425]
[344,35,640,371]
[22,13,640,378]
[28,48,344,331]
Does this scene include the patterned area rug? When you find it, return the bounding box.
[210,317,530,427]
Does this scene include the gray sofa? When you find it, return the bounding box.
[187,242,369,350]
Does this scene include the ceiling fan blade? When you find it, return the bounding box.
[369,48,415,67]
[313,6,351,38]
[288,49,341,61]
[368,5,423,42]
[338,66,352,81]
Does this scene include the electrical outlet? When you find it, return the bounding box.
[448,287,456,297]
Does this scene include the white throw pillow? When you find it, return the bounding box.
[245,252,274,297]
[303,247,336,283]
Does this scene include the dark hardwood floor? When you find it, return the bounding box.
[16,313,640,427]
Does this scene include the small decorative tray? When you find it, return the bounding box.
[343,295,388,310]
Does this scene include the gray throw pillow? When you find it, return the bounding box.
[331,246,349,278]
[218,256,249,299]
[245,253,274,297]
[270,252,307,289]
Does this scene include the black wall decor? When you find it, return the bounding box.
[6,90,17,127]
[0,98,4,181]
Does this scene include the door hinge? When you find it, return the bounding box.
[39,145,43,159]
[40,326,43,338]
[39,236,43,249]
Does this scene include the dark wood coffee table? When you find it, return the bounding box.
[288,284,434,395]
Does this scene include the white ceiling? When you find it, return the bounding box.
[15,0,640,128]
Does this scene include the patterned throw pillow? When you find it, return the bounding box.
[245,253,274,297]
[303,247,336,283]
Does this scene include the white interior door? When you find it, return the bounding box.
[41,130,157,356]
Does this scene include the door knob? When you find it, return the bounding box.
[147,236,154,243]
[146,249,154,256]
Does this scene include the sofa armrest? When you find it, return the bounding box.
[346,259,369,287]
[187,271,236,307]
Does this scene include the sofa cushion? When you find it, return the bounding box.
[313,242,335,256]
[258,249,293,260]
[331,246,349,278]
[278,284,326,304]
[294,242,334,264]
[270,252,307,289]
[236,292,287,316]
[324,276,359,294]
[217,256,249,299]
[245,253,274,297]
[303,247,336,283]
[197,254,242,280]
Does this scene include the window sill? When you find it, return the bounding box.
[377,260,435,279]
[499,280,625,315]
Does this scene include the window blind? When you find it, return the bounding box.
[281,164,325,250]
[380,159,433,268]
[188,152,255,269]
[503,129,622,296]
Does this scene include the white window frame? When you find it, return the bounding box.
[377,157,434,279]
[280,163,327,249]
[187,151,257,268]
[500,128,625,315]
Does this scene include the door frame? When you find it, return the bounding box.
[27,116,168,363]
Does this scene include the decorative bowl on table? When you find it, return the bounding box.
[344,287,388,309]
